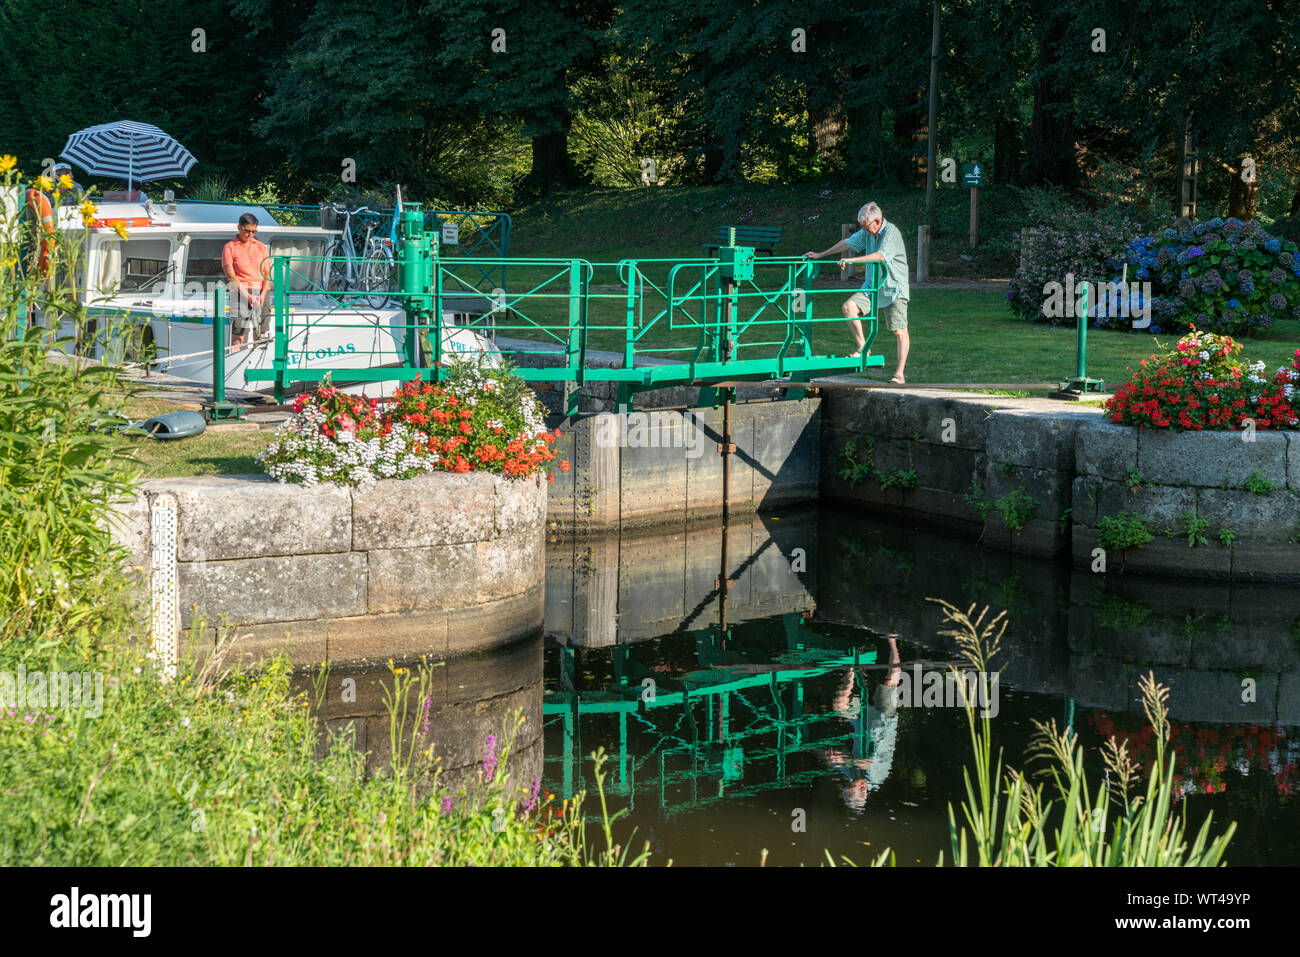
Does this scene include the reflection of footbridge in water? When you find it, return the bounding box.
[545,614,892,809]
[545,510,902,809]
[542,506,1300,811]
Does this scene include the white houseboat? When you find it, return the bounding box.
[23,195,498,396]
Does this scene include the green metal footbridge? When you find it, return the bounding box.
[236,204,885,410]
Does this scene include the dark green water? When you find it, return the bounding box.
[539,506,1300,866]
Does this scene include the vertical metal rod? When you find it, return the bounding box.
[1077,280,1089,380]
[273,257,288,405]
[212,283,226,406]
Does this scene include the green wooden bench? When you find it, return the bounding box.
[703,225,784,257]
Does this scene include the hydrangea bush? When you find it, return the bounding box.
[1104,327,1300,431]
[1124,218,1300,336]
[259,355,567,486]
[1006,197,1144,324]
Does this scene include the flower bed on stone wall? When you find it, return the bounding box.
[1105,328,1300,431]
[259,356,568,487]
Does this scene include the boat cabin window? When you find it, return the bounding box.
[184,238,229,283]
[269,238,326,291]
[97,239,172,295]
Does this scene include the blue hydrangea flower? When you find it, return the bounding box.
[1269,268,1286,284]
[1270,292,1288,310]
[1228,299,1240,307]
[1186,246,1205,258]
[1240,280,1255,295]
[1136,267,1150,280]
[1264,238,1282,253]
[1208,217,1223,229]
[1148,324,1161,335]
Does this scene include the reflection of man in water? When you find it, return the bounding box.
[820,638,902,812]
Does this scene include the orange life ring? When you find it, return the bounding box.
[24,188,55,276]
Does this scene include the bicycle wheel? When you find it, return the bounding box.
[362,241,394,308]
[323,239,349,297]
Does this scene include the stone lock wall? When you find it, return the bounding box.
[822,388,1300,582]
[1071,426,1300,581]
[110,472,547,667]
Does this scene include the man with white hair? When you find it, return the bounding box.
[804,201,911,383]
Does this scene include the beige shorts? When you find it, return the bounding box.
[846,291,872,316]
[233,286,272,337]
[879,298,908,331]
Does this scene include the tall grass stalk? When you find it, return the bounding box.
[925,598,1236,867]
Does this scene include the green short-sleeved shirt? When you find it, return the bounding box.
[845,219,910,307]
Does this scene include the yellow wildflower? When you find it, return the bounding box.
[0,155,16,173]
[79,199,97,227]
[34,174,53,192]
[112,222,129,240]
[58,173,74,190]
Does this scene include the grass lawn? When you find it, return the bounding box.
[856,289,1300,387]
[107,396,270,479]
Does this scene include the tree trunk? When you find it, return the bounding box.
[810,100,846,173]
[993,115,1020,185]
[1025,5,1079,187]
[892,87,927,187]
[845,102,882,179]
[1289,189,1300,218]
[523,104,581,194]
[1227,157,1259,219]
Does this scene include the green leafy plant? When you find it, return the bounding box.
[1095,592,1152,630]
[1058,508,1072,535]
[1242,471,1277,495]
[1174,513,1210,547]
[994,486,1038,534]
[1125,466,1144,492]
[838,438,877,486]
[879,468,918,489]
[963,478,992,518]
[0,160,140,646]
[1219,528,1236,548]
[839,439,914,491]
[1097,511,1155,552]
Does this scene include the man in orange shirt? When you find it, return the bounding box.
[221,213,272,345]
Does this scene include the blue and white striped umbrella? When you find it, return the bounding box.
[60,120,196,192]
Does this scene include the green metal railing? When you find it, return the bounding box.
[238,206,885,406]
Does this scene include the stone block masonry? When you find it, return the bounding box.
[108,472,548,668]
[822,388,1300,582]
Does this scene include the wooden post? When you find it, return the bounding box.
[969,186,980,248]
[916,225,930,282]
[841,223,858,280]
